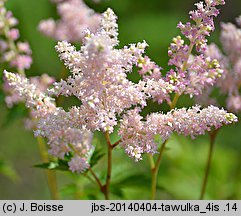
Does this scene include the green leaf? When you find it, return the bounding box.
[34,149,104,173]
[57,159,70,171]
[89,149,105,167]
[34,159,69,171]
[111,173,168,199]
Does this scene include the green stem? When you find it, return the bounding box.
[199,129,219,200]
[36,136,59,200]
[148,154,155,170]
[56,66,68,106]
[170,93,179,109]
[111,139,121,149]
[104,132,113,200]
[71,144,106,197]
[181,42,194,72]
[89,168,103,190]
[168,42,194,109]
[149,140,168,200]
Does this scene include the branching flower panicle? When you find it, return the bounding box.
[53,8,148,133]
[137,0,225,104]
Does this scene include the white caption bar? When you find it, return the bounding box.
[0,201,240,216]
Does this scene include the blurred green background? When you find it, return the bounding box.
[0,0,241,199]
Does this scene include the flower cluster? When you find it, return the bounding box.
[4,71,93,173]
[4,73,55,108]
[197,16,241,113]
[0,0,55,131]
[38,0,101,42]
[136,0,225,105]
[4,71,55,115]
[52,7,236,161]
[178,0,225,51]
[119,105,237,161]
[171,0,225,97]
[53,8,147,133]
[35,107,93,173]
[0,0,32,72]
[3,1,238,171]
[1,0,94,173]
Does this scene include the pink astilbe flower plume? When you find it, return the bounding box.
[136,0,225,104]
[0,0,32,72]
[53,8,148,133]
[4,71,93,173]
[3,72,54,111]
[38,0,101,42]
[0,0,56,133]
[119,105,237,161]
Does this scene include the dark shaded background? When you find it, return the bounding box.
[0,0,240,199]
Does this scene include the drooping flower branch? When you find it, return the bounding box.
[119,105,237,161]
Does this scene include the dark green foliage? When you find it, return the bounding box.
[34,159,69,172]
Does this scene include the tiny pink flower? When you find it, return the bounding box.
[7,28,19,40]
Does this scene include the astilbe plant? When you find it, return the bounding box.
[1,0,239,200]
